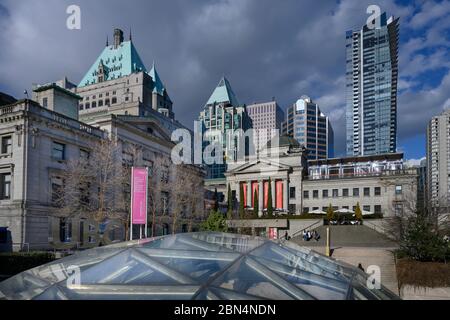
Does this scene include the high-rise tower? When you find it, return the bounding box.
[345,13,399,156]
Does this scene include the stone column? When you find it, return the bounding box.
[283,179,288,213]
[271,179,276,210]
[258,180,263,217]
[247,182,252,208]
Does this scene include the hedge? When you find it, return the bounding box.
[0,252,56,277]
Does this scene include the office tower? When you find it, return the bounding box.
[426,109,450,213]
[199,77,252,181]
[246,100,285,152]
[345,13,399,156]
[282,96,334,160]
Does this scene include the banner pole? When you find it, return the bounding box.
[145,167,148,238]
[130,167,134,241]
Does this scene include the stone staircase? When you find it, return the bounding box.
[291,225,399,295]
[291,225,397,248]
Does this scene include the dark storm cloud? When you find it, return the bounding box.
[0,0,448,157]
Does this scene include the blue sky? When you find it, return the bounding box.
[0,0,449,161]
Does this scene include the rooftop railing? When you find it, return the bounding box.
[0,100,105,138]
[306,169,417,180]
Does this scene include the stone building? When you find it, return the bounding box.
[225,137,417,217]
[0,97,105,251]
[0,29,205,252]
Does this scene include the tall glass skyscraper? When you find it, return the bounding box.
[282,96,334,160]
[345,13,399,156]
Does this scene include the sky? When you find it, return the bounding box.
[0,0,449,160]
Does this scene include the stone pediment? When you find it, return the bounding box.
[227,159,290,175]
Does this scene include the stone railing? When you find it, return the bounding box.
[0,101,105,138]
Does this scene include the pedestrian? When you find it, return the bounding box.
[284,231,289,241]
[358,263,364,272]
[314,231,320,242]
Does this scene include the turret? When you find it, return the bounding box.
[113,28,124,48]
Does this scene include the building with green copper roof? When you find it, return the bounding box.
[74,28,176,125]
[199,77,252,193]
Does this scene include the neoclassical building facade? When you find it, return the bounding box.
[226,137,418,217]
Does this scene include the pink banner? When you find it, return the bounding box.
[268,228,278,240]
[131,167,148,225]
[276,180,283,210]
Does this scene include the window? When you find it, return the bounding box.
[303,191,309,199]
[343,188,349,197]
[92,101,97,108]
[105,99,110,106]
[394,203,403,215]
[353,188,359,197]
[289,187,296,199]
[98,100,103,107]
[375,187,381,196]
[79,104,84,111]
[0,227,7,243]
[363,205,371,212]
[112,97,117,104]
[52,142,65,161]
[313,190,319,199]
[59,218,72,243]
[395,185,402,195]
[0,173,11,200]
[1,136,12,154]
[80,149,90,161]
[374,205,382,214]
[42,97,48,108]
[364,187,370,196]
[332,189,339,198]
[303,207,309,214]
[51,177,63,206]
[322,190,329,198]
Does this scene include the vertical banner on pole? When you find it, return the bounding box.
[131,167,148,240]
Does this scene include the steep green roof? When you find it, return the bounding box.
[206,77,240,107]
[78,41,147,87]
[148,62,166,96]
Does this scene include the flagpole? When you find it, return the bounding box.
[130,167,134,241]
[145,167,148,238]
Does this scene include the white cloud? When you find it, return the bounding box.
[409,0,450,29]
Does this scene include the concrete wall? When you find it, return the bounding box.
[401,285,450,300]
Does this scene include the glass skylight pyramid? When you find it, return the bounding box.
[0,232,399,300]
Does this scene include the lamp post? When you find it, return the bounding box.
[326,227,330,257]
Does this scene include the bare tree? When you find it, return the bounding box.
[171,164,205,234]
[54,136,206,240]
[53,138,129,229]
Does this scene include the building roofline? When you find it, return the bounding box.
[308,152,404,166]
[33,83,82,100]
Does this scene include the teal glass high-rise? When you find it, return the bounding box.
[345,13,399,156]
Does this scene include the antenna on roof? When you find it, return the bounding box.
[106,35,109,47]
[129,28,132,42]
